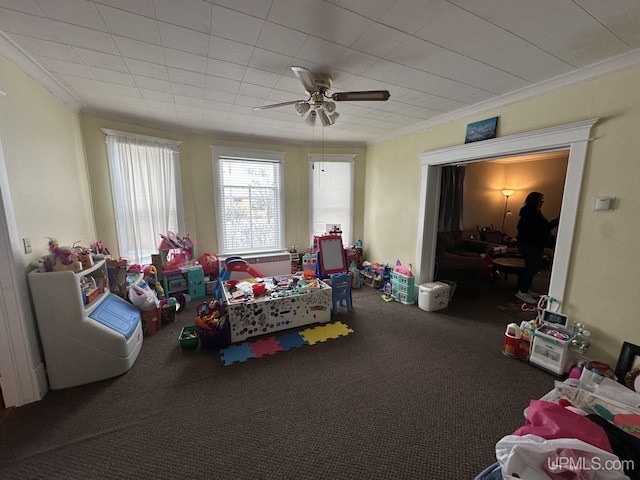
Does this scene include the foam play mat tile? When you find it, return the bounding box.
[276,332,308,351]
[219,322,353,366]
[250,337,283,358]
[300,321,354,345]
[219,343,255,366]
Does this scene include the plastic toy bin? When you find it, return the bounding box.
[178,326,199,350]
[418,282,450,312]
[197,319,231,350]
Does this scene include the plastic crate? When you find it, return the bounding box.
[178,326,199,350]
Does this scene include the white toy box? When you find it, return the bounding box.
[418,282,450,312]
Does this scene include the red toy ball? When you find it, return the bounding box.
[198,253,219,277]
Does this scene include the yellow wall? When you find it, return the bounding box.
[0,56,95,264]
[365,65,640,365]
[80,114,366,259]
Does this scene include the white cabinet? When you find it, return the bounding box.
[28,259,143,390]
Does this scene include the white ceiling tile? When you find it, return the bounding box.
[164,49,207,74]
[176,103,204,115]
[59,74,141,96]
[96,4,161,44]
[9,34,82,62]
[205,75,241,94]
[133,75,172,93]
[237,82,273,99]
[267,0,322,32]
[171,83,205,98]
[144,98,176,110]
[158,22,210,57]
[377,0,440,34]
[350,22,410,57]
[203,100,233,113]
[205,90,236,103]
[208,36,254,64]
[125,58,169,80]
[139,87,173,101]
[333,50,380,76]
[256,22,307,57]
[37,57,95,77]
[573,0,640,48]
[210,0,272,19]
[154,0,212,33]
[89,66,136,85]
[414,4,573,82]
[0,0,43,15]
[168,67,207,87]
[330,0,396,21]
[112,36,166,64]
[207,58,246,80]
[50,19,119,53]
[74,47,128,72]
[248,49,293,74]
[0,8,61,42]
[386,37,529,94]
[93,0,155,17]
[34,0,106,31]
[296,36,347,66]
[312,4,373,46]
[242,67,282,88]
[451,0,630,67]
[211,5,264,45]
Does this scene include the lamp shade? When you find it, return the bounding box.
[295,102,310,116]
[305,110,317,126]
[502,189,515,197]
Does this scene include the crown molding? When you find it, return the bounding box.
[0,29,83,111]
[369,48,640,147]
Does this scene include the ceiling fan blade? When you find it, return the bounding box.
[253,100,306,111]
[291,66,319,95]
[331,90,390,102]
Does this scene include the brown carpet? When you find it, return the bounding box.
[0,274,556,479]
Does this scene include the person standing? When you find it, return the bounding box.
[515,192,559,304]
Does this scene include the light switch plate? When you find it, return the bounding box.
[23,237,32,253]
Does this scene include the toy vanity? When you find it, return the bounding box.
[529,310,576,376]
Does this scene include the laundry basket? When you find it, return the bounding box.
[438,280,457,303]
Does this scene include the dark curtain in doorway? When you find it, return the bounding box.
[438,166,465,231]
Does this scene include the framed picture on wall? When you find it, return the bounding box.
[465,116,498,144]
[614,341,640,388]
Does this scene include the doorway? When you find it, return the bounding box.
[415,119,598,306]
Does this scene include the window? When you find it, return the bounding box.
[104,129,184,264]
[309,154,355,245]
[211,146,285,255]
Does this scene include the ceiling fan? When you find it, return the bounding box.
[253,66,390,126]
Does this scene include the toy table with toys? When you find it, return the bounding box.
[221,274,332,342]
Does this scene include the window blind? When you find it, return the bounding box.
[212,147,285,255]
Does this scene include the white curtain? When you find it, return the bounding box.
[105,131,183,264]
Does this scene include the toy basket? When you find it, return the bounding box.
[197,318,231,350]
[195,300,231,350]
[160,304,177,326]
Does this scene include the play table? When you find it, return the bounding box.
[221,275,332,342]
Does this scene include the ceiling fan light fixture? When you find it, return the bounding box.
[324,100,336,114]
[328,111,340,123]
[305,110,317,126]
[295,102,310,116]
[317,108,333,126]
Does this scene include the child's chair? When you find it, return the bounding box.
[330,273,353,315]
